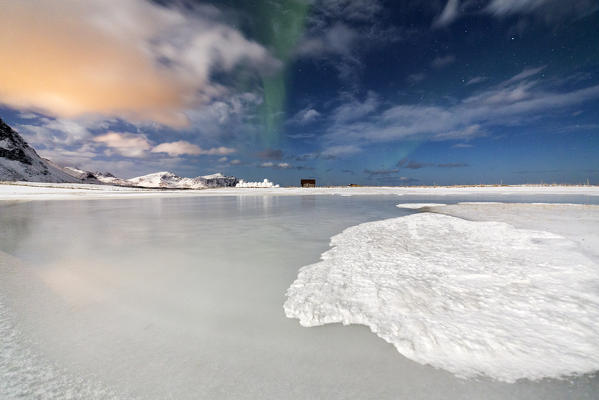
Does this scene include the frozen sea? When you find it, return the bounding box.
[1,192,599,399]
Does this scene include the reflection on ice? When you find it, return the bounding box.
[1,195,599,399]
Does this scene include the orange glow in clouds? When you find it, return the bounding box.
[0,1,270,128]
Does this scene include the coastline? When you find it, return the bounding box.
[2,181,599,202]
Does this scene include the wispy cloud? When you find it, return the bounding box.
[151,141,235,157]
[322,67,599,146]
[466,76,488,86]
[257,148,284,160]
[407,73,426,85]
[364,168,400,176]
[398,160,433,169]
[438,162,469,168]
[433,0,460,28]
[431,55,456,69]
[289,108,322,125]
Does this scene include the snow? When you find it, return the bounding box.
[284,203,599,382]
[201,173,224,179]
[1,120,80,184]
[396,203,447,209]
[235,178,280,188]
[0,292,127,400]
[1,182,599,202]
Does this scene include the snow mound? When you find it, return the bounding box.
[236,179,279,188]
[396,203,447,209]
[284,212,599,382]
[126,171,238,189]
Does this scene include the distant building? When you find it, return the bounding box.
[348,184,360,187]
[301,179,316,187]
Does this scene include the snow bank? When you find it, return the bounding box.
[284,212,599,382]
[396,203,447,209]
[236,179,279,188]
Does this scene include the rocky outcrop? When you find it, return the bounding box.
[0,118,79,183]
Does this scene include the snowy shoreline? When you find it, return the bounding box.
[1,181,599,202]
[284,202,599,382]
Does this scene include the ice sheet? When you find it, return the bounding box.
[285,208,599,382]
[2,196,599,399]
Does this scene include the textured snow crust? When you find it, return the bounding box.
[284,212,599,382]
[0,295,130,400]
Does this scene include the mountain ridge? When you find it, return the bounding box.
[0,118,238,189]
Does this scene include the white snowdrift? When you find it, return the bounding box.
[236,179,279,188]
[284,211,599,382]
[396,203,447,209]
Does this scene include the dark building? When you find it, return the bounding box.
[301,179,316,187]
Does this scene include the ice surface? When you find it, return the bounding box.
[0,293,129,400]
[2,196,599,399]
[285,208,599,382]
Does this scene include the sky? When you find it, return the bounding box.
[1,0,598,186]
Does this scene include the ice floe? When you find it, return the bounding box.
[284,211,599,382]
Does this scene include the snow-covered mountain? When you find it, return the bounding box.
[1,118,240,189]
[61,166,103,184]
[126,171,237,189]
[0,118,80,183]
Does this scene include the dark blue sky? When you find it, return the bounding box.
[2,0,598,185]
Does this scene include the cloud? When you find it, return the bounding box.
[322,67,599,146]
[452,143,474,148]
[486,0,547,15]
[257,148,284,160]
[432,55,456,69]
[407,73,426,85]
[374,176,420,185]
[94,132,152,158]
[321,144,362,158]
[331,92,379,124]
[466,76,488,86]
[290,108,322,125]
[364,168,400,176]
[296,23,358,58]
[437,162,469,168]
[258,161,305,170]
[287,133,317,139]
[432,124,485,141]
[398,160,433,169]
[313,0,384,22]
[298,0,401,81]
[503,66,546,85]
[434,0,598,28]
[486,0,597,24]
[0,0,277,127]
[433,0,460,28]
[151,141,235,157]
[16,118,97,147]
